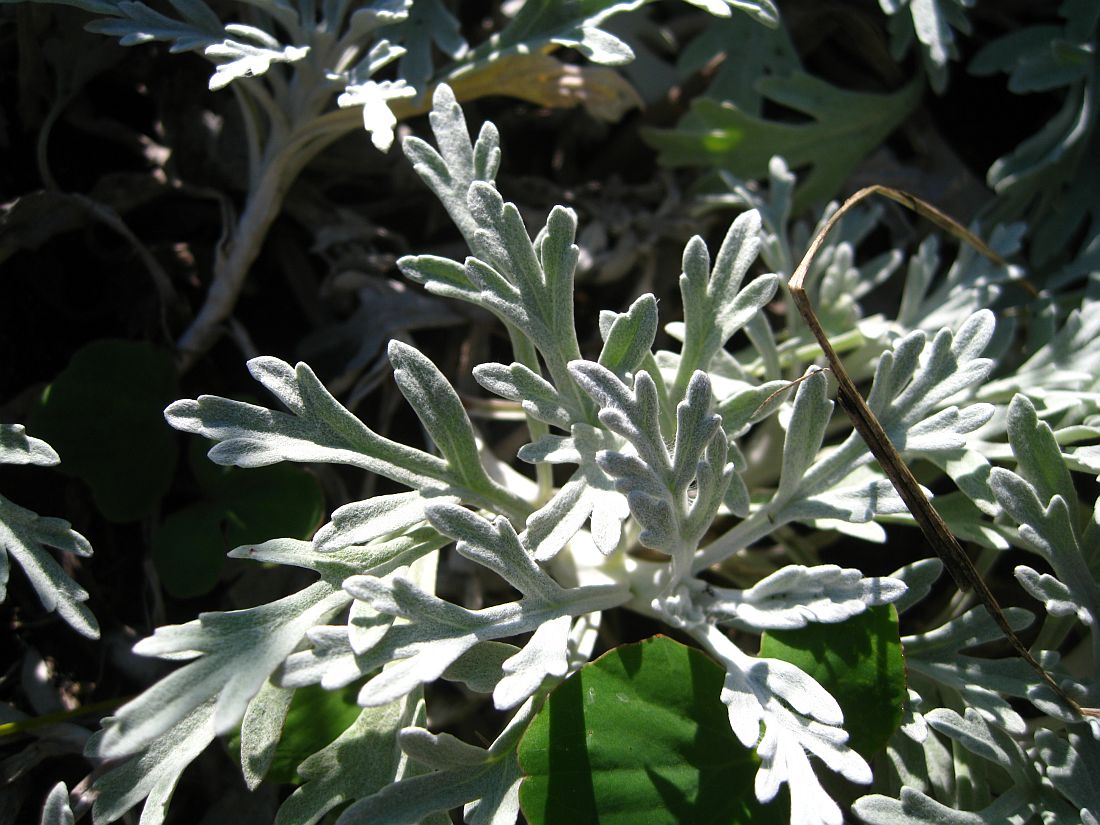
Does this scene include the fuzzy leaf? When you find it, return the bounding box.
[473,362,575,430]
[40,783,74,825]
[337,79,416,151]
[672,211,779,396]
[521,425,631,558]
[206,37,309,91]
[90,702,218,825]
[0,424,58,466]
[336,752,520,825]
[880,0,974,93]
[855,708,1047,824]
[597,293,659,379]
[574,364,731,583]
[774,370,833,506]
[387,341,496,494]
[902,606,1060,733]
[1036,725,1100,819]
[165,356,457,493]
[335,509,627,710]
[400,86,499,246]
[760,605,906,758]
[230,527,448,587]
[273,696,418,825]
[0,493,97,638]
[314,491,454,552]
[89,582,350,760]
[702,564,907,631]
[84,1,223,53]
[238,680,294,789]
[698,624,871,825]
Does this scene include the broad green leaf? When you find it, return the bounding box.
[517,635,786,824]
[759,606,905,758]
[150,504,228,600]
[29,339,178,522]
[152,442,324,598]
[643,72,921,207]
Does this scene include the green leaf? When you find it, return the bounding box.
[643,72,921,207]
[227,683,362,786]
[152,441,325,598]
[29,339,178,522]
[759,605,905,758]
[517,635,786,824]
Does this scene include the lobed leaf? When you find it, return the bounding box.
[89,582,350,760]
[0,494,97,638]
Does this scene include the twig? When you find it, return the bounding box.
[789,184,1098,719]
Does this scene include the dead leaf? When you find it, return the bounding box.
[446,53,643,122]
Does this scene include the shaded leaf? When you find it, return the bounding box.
[518,636,786,824]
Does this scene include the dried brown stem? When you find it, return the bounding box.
[789,184,1096,719]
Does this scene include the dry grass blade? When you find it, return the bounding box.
[788,184,1097,719]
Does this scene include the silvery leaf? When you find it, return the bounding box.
[473,362,575,430]
[597,293,659,379]
[206,38,309,90]
[273,696,418,825]
[698,624,870,825]
[574,364,731,582]
[334,700,534,825]
[165,357,448,489]
[902,605,1064,733]
[88,582,350,760]
[0,424,59,466]
[701,564,907,631]
[90,702,218,825]
[336,78,415,151]
[85,1,223,53]
[775,370,834,506]
[39,783,73,825]
[0,493,97,639]
[230,528,447,586]
[990,395,1100,640]
[239,679,294,790]
[400,85,500,246]
[314,491,455,552]
[1036,725,1100,819]
[340,515,626,709]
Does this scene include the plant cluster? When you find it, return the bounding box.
[2,2,1099,825]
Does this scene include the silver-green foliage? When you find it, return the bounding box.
[0,424,97,639]
[76,86,1100,825]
